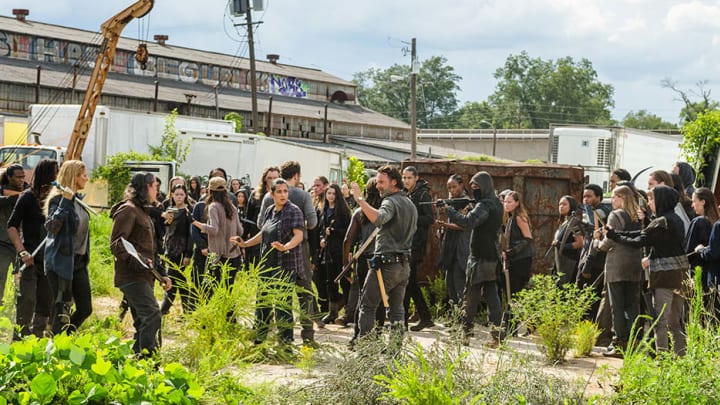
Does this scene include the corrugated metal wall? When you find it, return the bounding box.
[401,159,585,283]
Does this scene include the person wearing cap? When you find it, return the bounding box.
[110,172,172,357]
[445,171,504,347]
[192,177,243,297]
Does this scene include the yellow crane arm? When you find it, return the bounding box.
[65,0,154,161]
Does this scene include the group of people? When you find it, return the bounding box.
[551,162,718,357]
[1,155,716,357]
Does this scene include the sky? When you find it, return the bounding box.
[9,0,720,126]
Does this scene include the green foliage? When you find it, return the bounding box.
[353,56,461,128]
[614,270,720,403]
[421,275,448,320]
[458,155,500,162]
[489,51,615,129]
[622,109,678,130]
[91,150,154,203]
[447,101,496,129]
[512,274,598,363]
[0,332,203,403]
[572,320,601,357]
[680,110,720,180]
[375,344,475,405]
[149,109,190,167]
[345,155,367,191]
[88,212,116,297]
[224,111,243,133]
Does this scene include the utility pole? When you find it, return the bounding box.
[245,0,259,133]
[410,38,417,160]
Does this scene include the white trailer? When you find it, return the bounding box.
[549,125,683,191]
[179,129,344,187]
[25,104,235,173]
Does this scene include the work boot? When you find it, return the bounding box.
[410,319,435,332]
[321,301,340,324]
[603,340,626,358]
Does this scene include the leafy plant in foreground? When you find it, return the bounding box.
[512,274,597,363]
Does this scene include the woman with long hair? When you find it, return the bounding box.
[693,188,720,318]
[501,190,534,295]
[607,185,688,355]
[232,178,305,345]
[8,159,58,339]
[110,172,172,357]
[552,195,584,285]
[192,177,243,292]
[317,184,351,323]
[593,185,643,357]
[685,187,718,288]
[437,174,472,305]
[188,176,203,202]
[159,184,194,315]
[43,160,93,335]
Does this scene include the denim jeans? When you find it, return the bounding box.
[358,260,410,337]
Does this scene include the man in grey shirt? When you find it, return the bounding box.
[351,165,417,339]
[257,161,321,344]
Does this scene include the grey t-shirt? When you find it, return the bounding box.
[74,200,90,256]
[373,191,417,255]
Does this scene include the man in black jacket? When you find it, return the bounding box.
[402,166,435,331]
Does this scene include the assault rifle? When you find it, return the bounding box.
[419,197,475,209]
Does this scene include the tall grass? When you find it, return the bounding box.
[88,213,116,296]
[614,270,720,402]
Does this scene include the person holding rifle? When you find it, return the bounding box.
[444,171,504,347]
[8,159,58,340]
[43,160,93,335]
[436,174,472,307]
[110,172,171,358]
[351,165,417,340]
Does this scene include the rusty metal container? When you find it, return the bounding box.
[401,159,585,283]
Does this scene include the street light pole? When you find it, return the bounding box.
[410,38,417,160]
[480,119,497,157]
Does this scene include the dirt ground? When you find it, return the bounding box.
[5,294,623,400]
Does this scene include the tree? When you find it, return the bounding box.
[488,52,615,129]
[622,110,678,130]
[224,111,243,133]
[352,56,461,128]
[661,79,719,124]
[148,108,190,166]
[680,110,720,183]
[448,101,496,129]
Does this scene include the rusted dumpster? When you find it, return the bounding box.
[401,159,585,284]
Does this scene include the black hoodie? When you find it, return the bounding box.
[676,162,696,196]
[607,185,687,289]
[406,178,434,255]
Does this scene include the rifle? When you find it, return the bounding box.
[419,197,475,209]
[334,227,380,284]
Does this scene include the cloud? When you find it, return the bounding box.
[665,1,720,32]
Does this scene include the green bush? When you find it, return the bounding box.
[91,150,154,203]
[0,331,203,404]
[512,274,598,363]
[572,320,601,357]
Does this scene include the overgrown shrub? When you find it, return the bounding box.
[91,150,154,203]
[512,274,598,363]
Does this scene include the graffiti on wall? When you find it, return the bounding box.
[0,30,278,95]
[269,75,308,98]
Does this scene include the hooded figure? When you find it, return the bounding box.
[446,171,505,345]
[674,162,696,197]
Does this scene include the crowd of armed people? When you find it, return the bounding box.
[0,156,713,357]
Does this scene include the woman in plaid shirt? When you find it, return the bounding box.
[232,178,305,345]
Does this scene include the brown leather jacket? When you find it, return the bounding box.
[110,200,162,287]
